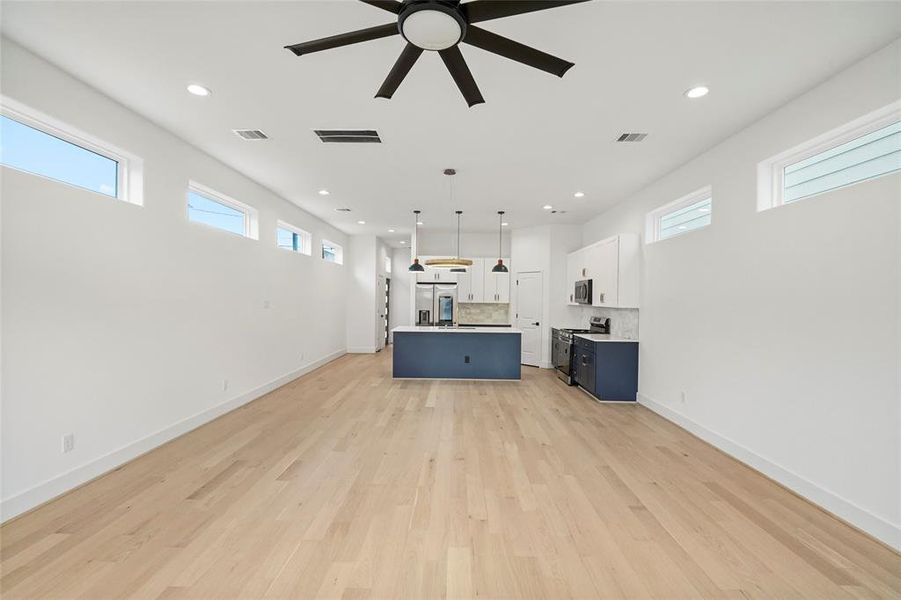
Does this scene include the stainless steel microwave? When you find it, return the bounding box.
[574,279,592,304]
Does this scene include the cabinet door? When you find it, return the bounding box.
[592,238,618,306]
[469,259,485,302]
[594,342,638,401]
[484,258,510,303]
[583,350,596,395]
[415,257,434,283]
[565,250,583,304]
[457,265,473,302]
[573,349,584,385]
[436,270,458,283]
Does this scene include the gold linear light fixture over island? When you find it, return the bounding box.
[425,171,473,270]
[426,207,473,269]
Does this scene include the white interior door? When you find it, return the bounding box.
[515,271,543,367]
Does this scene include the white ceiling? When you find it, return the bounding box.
[2,1,899,246]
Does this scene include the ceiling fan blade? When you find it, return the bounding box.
[461,0,590,23]
[376,43,424,99]
[439,46,485,107]
[463,26,573,77]
[359,0,402,14]
[285,23,399,56]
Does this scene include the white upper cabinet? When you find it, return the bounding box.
[565,235,640,308]
[457,258,486,303]
[566,249,584,305]
[419,256,510,303]
[485,258,511,303]
[415,257,459,283]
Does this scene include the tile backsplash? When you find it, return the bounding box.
[585,307,640,340]
[458,303,510,324]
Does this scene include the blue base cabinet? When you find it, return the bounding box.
[574,338,638,401]
[393,332,521,379]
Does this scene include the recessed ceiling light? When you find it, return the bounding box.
[186,84,211,97]
[678,225,687,230]
[318,189,330,196]
[400,240,406,244]
[685,85,709,99]
[416,220,423,225]
[543,205,553,210]
[699,207,710,213]
[357,220,366,225]
[574,191,585,198]
[502,222,509,227]
[388,228,396,233]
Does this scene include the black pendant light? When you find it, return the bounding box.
[409,209,425,272]
[450,210,467,273]
[492,211,508,273]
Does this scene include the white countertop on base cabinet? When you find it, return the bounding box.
[393,326,522,334]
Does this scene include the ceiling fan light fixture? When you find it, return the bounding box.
[400,3,465,51]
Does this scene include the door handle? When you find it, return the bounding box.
[533,322,540,326]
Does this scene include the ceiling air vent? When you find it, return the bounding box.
[233,129,269,141]
[616,132,648,142]
[314,129,381,144]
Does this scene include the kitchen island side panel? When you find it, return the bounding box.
[393,332,521,379]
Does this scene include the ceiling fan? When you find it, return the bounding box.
[285,0,590,107]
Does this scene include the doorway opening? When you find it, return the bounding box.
[385,278,391,346]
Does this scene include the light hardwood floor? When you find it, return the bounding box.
[2,351,899,599]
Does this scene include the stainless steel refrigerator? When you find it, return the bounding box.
[415,283,457,326]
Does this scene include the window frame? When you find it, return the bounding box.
[186,180,259,239]
[645,185,712,244]
[320,239,343,265]
[0,95,143,205]
[757,100,901,211]
[276,220,312,256]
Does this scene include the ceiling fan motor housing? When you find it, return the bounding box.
[398,0,467,51]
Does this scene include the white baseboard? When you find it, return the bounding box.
[347,346,378,354]
[0,349,347,523]
[637,393,901,551]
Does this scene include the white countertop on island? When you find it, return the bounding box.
[393,326,522,334]
[574,333,639,343]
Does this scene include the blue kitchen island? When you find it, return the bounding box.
[392,326,522,380]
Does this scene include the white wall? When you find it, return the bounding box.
[417,231,510,258]
[0,39,350,520]
[581,41,901,549]
[511,225,583,367]
[389,248,412,341]
[346,235,377,353]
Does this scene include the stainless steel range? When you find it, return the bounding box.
[551,318,611,385]
[551,327,589,384]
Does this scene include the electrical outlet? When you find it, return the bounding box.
[262,300,271,309]
[299,352,304,362]
[464,355,471,364]
[223,379,229,392]
[680,391,687,404]
[62,433,75,454]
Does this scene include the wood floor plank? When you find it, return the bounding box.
[2,350,899,599]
